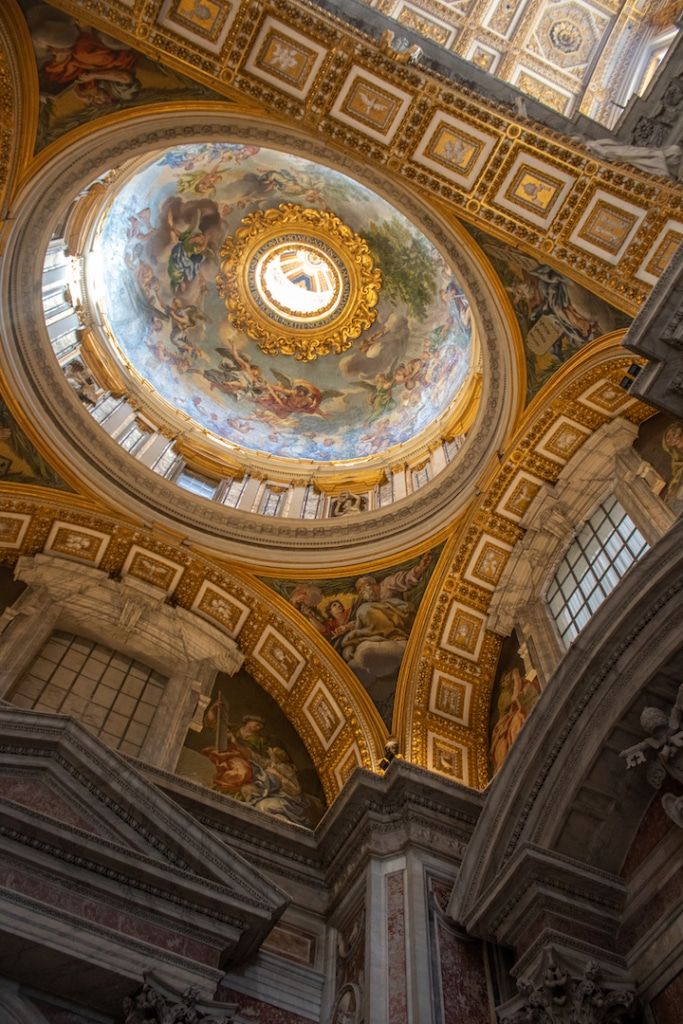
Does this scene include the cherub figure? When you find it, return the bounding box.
[203,346,267,400]
[620,683,683,828]
[379,737,403,772]
[258,370,342,419]
[165,297,208,346]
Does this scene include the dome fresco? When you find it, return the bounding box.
[92,143,473,462]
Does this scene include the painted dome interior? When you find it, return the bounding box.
[89,143,474,463]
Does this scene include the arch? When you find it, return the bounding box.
[0,488,387,801]
[449,515,683,932]
[397,334,657,788]
[0,0,38,227]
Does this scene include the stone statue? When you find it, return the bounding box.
[64,358,100,406]
[571,135,682,179]
[329,491,367,517]
[379,736,402,772]
[379,29,422,65]
[620,683,683,828]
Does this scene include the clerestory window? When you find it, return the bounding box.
[547,496,649,649]
[10,631,165,757]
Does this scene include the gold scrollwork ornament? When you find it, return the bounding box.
[217,204,382,362]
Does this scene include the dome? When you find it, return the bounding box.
[89,143,473,463]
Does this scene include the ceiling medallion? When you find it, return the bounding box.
[217,204,382,361]
[549,20,582,54]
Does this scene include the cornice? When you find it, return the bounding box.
[140,756,484,899]
[0,707,290,966]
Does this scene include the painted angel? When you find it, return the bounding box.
[257,369,343,419]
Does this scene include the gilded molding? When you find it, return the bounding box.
[398,337,655,789]
[0,0,39,242]
[35,0,683,313]
[0,488,388,799]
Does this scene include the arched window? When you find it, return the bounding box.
[92,394,123,424]
[547,496,649,649]
[377,475,393,508]
[176,469,218,500]
[260,486,283,517]
[301,484,321,519]
[412,463,430,491]
[223,475,247,508]
[152,442,180,478]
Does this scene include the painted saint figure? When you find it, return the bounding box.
[197,701,321,827]
[37,24,140,107]
[489,667,541,773]
[337,551,434,687]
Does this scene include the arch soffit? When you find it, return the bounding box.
[396,334,654,790]
[0,103,522,569]
[0,0,38,228]
[448,516,683,932]
[0,487,387,801]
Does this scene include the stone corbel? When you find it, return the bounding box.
[635,459,666,494]
[113,578,165,637]
[188,692,213,733]
[174,606,244,676]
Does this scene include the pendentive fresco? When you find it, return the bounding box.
[176,666,326,828]
[264,546,442,726]
[20,0,216,150]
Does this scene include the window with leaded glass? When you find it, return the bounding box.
[547,496,649,649]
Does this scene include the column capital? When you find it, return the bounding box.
[499,948,639,1024]
[123,971,237,1024]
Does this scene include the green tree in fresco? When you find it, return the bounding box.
[364,217,437,321]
